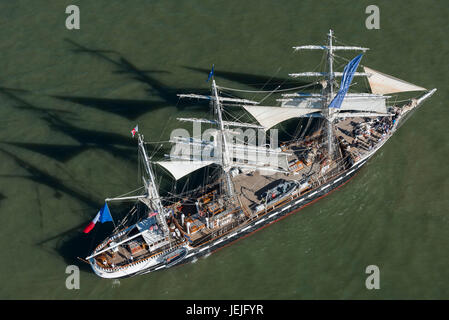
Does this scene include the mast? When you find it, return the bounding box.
[326,29,335,160]
[137,133,170,237]
[212,79,234,198]
[289,30,369,160]
[170,78,291,183]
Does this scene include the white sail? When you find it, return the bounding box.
[334,112,392,118]
[293,45,369,51]
[340,94,388,113]
[228,143,290,171]
[280,97,324,109]
[177,117,265,129]
[364,67,426,94]
[281,94,388,114]
[243,105,322,129]
[159,145,289,179]
[177,93,259,105]
[289,72,370,78]
[156,160,215,180]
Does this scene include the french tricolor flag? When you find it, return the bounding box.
[131,124,139,138]
[83,203,113,234]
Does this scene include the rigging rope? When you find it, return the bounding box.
[108,185,146,199]
[217,81,319,94]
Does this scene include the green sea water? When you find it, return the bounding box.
[0,0,448,299]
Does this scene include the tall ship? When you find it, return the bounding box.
[84,30,436,278]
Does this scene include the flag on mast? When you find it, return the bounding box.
[83,203,113,234]
[131,124,139,137]
[329,54,363,109]
[206,64,215,82]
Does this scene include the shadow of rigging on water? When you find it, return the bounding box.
[56,224,116,272]
[31,218,117,273]
[51,96,172,121]
[59,39,320,121]
[1,142,89,163]
[0,147,132,274]
[181,66,321,91]
[41,201,139,273]
[61,39,212,118]
[44,114,172,159]
[0,147,103,211]
[0,86,74,118]
[0,89,170,163]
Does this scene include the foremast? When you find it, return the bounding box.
[290,29,369,160]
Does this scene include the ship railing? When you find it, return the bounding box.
[96,239,184,273]
[191,216,248,247]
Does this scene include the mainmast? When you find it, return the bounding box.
[163,75,292,192]
[326,29,335,159]
[211,79,235,198]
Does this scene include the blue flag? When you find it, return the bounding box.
[83,203,112,233]
[206,64,215,82]
[99,203,113,223]
[329,54,363,109]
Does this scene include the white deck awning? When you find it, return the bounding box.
[156,160,215,180]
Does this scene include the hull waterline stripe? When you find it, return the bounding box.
[268,212,278,218]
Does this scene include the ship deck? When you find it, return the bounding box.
[233,115,394,213]
[168,115,395,245]
[92,114,396,270]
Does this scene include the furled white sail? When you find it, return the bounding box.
[177,93,259,105]
[228,145,290,171]
[280,97,323,109]
[293,45,369,51]
[281,94,388,114]
[340,94,388,113]
[243,105,322,129]
[156,160,214,180]
[364,67,426,95]
[334,112,392,118]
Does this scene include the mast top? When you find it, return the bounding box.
[293,30,369,52]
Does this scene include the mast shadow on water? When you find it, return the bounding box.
[0,147,102,211]
[182,66,321,91]
[61,39,212,118]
